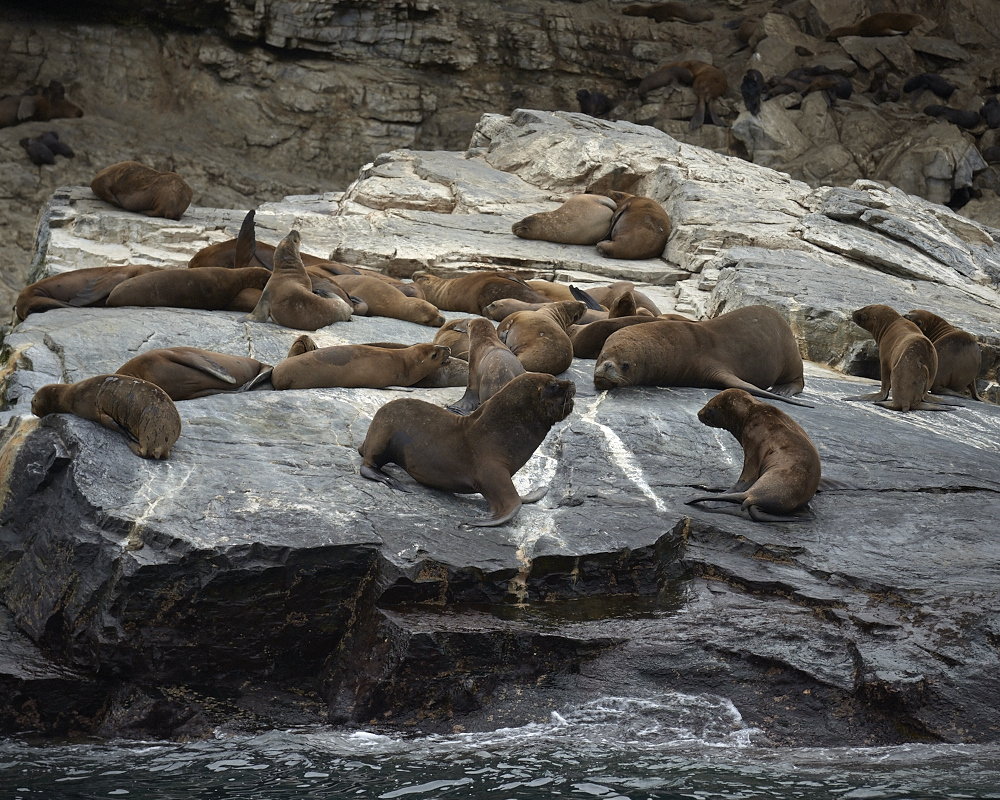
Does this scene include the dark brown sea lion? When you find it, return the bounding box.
[843,304,952,411]
[433,318,473,360]
[270,342,450,390]
[36,131,74,158]
[623,3,713,23]
[331,274,444,327]
[597,193,671,260]
[826,12,926,40]
[980,97,1000,129]
[923,105,982,130]
[20,136,55,165]
[106,267,271,312]
[570,315,665,359]
[91,161,194,221]
[412,271,550,315]
[246,230,353,330]
[512,195,617,245]
[576,89,615,117]
[686,388,821,522]
[496,300,587,374]
[116,347,273,400]
[805,74,853,106]
[638,60,728,130]
[15,265,162,320]
[903,310,982,400]
[359,371,576,527]
[448,318,525,415]
[31,374,181,460]
[903,73,957,107]
[741,69,765,115]
[594,305,810,406]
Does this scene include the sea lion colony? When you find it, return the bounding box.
[17,155,987,525]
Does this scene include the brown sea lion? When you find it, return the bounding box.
[116,347,273,400]
[448,318,525,415]
[497,300,587,375]
[576,281,662,315]
[359,371,576,527]
[246,230,353,330]
[106,267,271,312]
[570,315,665,359]
[623,2,713,23]
[843,304,952,411]
[826,12,926,40]
[433,318,473,360]
[638,60,728,130]
[31,374,181,460]
[270,342,450,390]
[512,195,617,245]
[526,281,577,302]
[412,271,550,315]
[903,310,982,400]
[597,193,671,260]
[15,265,162,320]
[484,298,608,325]
[91,161,194,221]
[686,388,821,522]
[0,81,83,128]
[331,274,444,327]
[594,305,810,406]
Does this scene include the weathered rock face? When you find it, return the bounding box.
[1,110,999,745]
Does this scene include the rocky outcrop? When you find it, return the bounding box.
[1,110,999,745]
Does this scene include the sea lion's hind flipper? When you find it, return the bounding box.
[446,388,480,416]
[685,491,746,506]
[239,367,273,392]
[569,285,604,311]
[234,209,258,269]
[927,388,970,404]
[874,399,954,412]
[747,505,815,523]
[717,377,815,407]
[97,412,140,444]
[360,463,409,492]
[519,487,548,504]
[817,477,852,492]
[842,391,885,402]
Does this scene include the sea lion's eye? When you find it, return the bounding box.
[621,361,631,371]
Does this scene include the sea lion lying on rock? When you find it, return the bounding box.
[116,348,273,400]
[106,267,271,312]
[91,161,194,221]
[270,342,450,390]
[597,193,671,260]
[826,12,926,40]
[15,265,162,319]
[0,80,83,128]
[496,300,586,374]
[331,274,444,327]
[638,60,728,130]
[512,195,616,245]
[412,271,550,315]
[623,2,713,23]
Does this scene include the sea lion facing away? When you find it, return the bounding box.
[512,195,617,245]
[91,161,194,221]
[597,192,671,260]
[497,300,587,374]
[903,309,982,400]
[116,347,272,400]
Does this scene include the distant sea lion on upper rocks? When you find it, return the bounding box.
[639,59,728,130]
[686,388,822,522]
[91,161,194,221]
[15,264,161,319]
[359,371,576,527]
[412,271,550,315]
[623,3,713,23]
[576,89,615,117]
[741,69,765,115]
[826,12,926,40]
[512,195,617,246]
[903,73,957,106]
[923,105,982,130]
[0,80,83,128]
[597,192,671,260]
[903,309,982,400]
[116,347,272,401]
[31,374,181,460]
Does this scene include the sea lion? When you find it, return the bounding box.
[594,305,810,406]
[0,81,83,128]
[570,315,664,359]
[20,136,55,165]
[433,318,473,360]
[923,105,982,130]
[981,97,1000,129]
[741,69,765,115]
[16,264,162,319]
[866,64,900,104]
[246,230,353,330]
[843,304,952,411]
[359,371,576,527]
[597,193,671,260]
[31,374,181,460]
[36,131,74,158]
[903,73,957,107]
[686,388,821,522]
[576,89,615,117]
[512,195,617,245]
[526,281,577,302]
[982,145,1000,164]
[116,347,273,400]
[496,300,586,374]
[270,342,450,390]
[331,274,444,327]
[575,281,662,315]
[412,271,550,315]
[484,298,607,325]
[903,310,982,400]
[622,3,713,23]
[805,74,853,106]
[91,161,194,221]
[826,12,926,40]
[106,267,270,312]
[638,60,728,130]
[448,318,525,415]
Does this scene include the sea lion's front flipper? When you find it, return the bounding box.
[469,473,523,527]
[360,463,409,492]
[519,487,548,505]
[685,491,746,507]
[70,273,127,307]
[243,288,271,323]
[172,351,239,384]
[842,391,886,402]
[446,388,480,416]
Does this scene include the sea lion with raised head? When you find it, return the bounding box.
[412,271,550,315]
[512,195,617,245]
[359,371,575,527]
[594,305,810,406]
[448,318,525,415]
[686,388,821,522]
[843,304,953,411]
[639,60,728,130]
[31,374,181,459]
[270,342,450,390]
[331,274,444,327]
[903,309,982,400]
[106,267,271,312]
[597,193,671,260]
[15,264,162,320]
[116,347,273,400]
[826,12,926,40]
[91,161,194,221]
[497,300,587,374]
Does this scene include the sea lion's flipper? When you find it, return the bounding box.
[468,502,522,528]
[594,195,618,211]
[360,463,409,492]
[287,334,318,358]
[244,288,271,322]
[240,367,274,392]
[97,412,141,444]
[717,378,815,408]
[69,273,131,307]
[929,388,972,403]
[569,285,604,311]
[747,505,815,523]
[17,95,36,122]
[817,477,852,492]
[349,296,369,316]
[875,399,954,412]
[446,388,481,416]
[519,487,548,504]
[171,351,239,384]
[469,473,523,526]
[842,391,886,402]
[234,209,257,269]
[685,491,746,506]
[689,100,706,131]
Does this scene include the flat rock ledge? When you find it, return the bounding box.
[1,110,999,746]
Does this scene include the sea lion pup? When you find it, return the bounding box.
[903,310,982,400]
[359,372,576,527]
[20,136,55,166]
[512,195,617,245]
[594,305,811,406]
[412,270,550,315]
[106,266,271,312]
[623,3,713,23]
[331,274,444,327]
[923,105,982,130]
[577,89,615,117]
[270,341,450,390]
[91,161,194,221]
[639,60,728,130]
[448,318,525,415]
[497,300,587,375]
[903,73,957,106]
[15,265,163,319]
[570,315,664,359]
[246,230,353,330]
[741,69,765,115]
[843,304,953,412]
[596,192,671,260]
[31,374,181,460]
[116,347,272,401]
[826,12,926,40]
[433,318,473,360]
[686,389,821,523]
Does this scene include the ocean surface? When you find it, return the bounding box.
[2,693,997,800]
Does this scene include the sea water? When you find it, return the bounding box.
[2,693,998,799]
